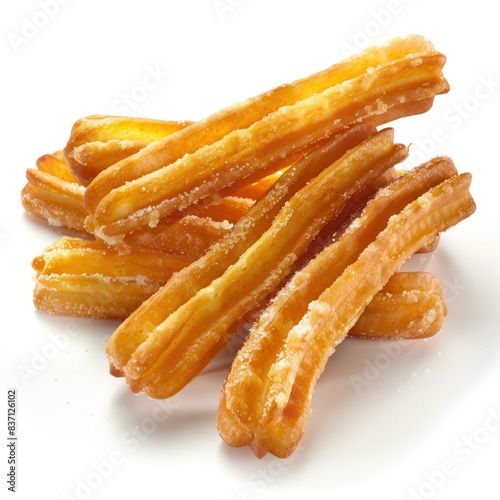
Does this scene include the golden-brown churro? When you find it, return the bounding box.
[32,235,445,328]
[219,171,475,458]
[349,271,447,340]
[84,36,436,213]
[217,156,458,455]
[85,36,449,239]
[33,237,192,318]
[114,128,407,398]
[105,124,378,377]
[64,115,193,184]
[21,157,87,233]
[19,34,476,461]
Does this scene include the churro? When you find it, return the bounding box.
[21,154,87,233]
[219,172,475,458]
[105,124,378,377]
[85,36,449,239]
[84,36,436,213]
[32,235,446,328]
[218,156,459,455]
[64,115,193,184]
[33,237,192,318]
[114,128,407,398]
[349,271,447,340]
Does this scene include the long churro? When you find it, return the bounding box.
[105,124,378,377]
[116,128,407,398]
[85,36,448,239]
[217,156,458,455]
[65,113,284,197]
[219,171,475,458]
[84,36,436,212]
[32,235,446,329]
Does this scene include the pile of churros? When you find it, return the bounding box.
[21,35,475,458]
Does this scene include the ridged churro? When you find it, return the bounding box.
[33,237,192,318]
[105,124,378,377]
[217,156,459,455]
[64,115,193,184]
[84,36,436,212]
[85,36,449,239]
[21,153,87,233]
[113,128,408,398]
[32,235,446,328]
[218,171,475,458]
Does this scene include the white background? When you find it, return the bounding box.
[2,1,500,499]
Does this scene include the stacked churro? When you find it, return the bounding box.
[21,35,475,458]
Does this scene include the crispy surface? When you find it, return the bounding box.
[21,151,261,256]
[217,157,458,455]
[119,195,255,257]
[21,163,87,233]
[113,128,408,398]
[33,237,192,318]
[32,235,445,327]
[64,115,193,184]
[105,124,377,377]
[19,35,476,461]
[122,215,233,259]
[349,271,447,339]
[85,37,449,239]
[84,35,437,214]
[218,172,474,458]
